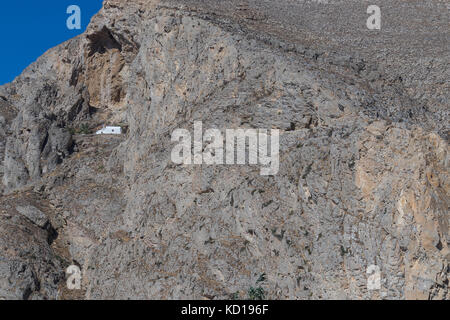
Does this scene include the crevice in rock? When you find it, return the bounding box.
[87,26,122,57]
[69,66,82,87]
[46,223,59,246]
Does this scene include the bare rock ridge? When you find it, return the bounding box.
[0,0,448,299]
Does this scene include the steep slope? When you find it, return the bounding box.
[0,0,448,299]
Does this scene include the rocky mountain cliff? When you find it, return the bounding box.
[0,0,448,300]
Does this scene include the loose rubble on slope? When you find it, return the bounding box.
[0,0,448,299]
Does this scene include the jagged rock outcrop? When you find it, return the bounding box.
[0,0,448,299]
[0,192,63,299]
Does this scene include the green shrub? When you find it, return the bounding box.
[79,123,90,134]
[247,273,266,300]
[248,287,265,300]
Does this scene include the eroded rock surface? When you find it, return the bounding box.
[0,0,448,299]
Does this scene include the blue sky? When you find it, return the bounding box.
[0,1,103,85]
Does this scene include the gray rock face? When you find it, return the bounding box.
[0,98,16,195]
[0,0,448,299]
[0,193,63,300]
[15,205,49,228]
